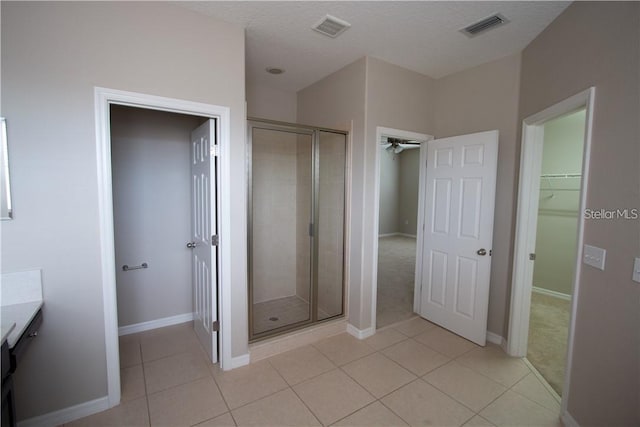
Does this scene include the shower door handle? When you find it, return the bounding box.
[186,241,197,249]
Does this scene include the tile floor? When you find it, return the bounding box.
[66,318,562,427]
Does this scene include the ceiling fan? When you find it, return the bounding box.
[381,137,421,154]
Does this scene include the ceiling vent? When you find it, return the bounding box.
[312,14,351,38]
[461,13,509,37]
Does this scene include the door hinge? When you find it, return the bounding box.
[529,253,536,260]
[212,320,219,332]
[211,145,219,157]
[211,235,219,246]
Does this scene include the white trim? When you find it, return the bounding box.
[507,87,595,419]
[118,313,194,336]
[17,396,109,427]
[532,286,572,301]
[371,127,433,334]
[347,323,376,339]
[228,353,250,369]
[94,87,234,409]
[561,411,580,427]
[486,331,509,353]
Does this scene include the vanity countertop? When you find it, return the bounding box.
[1,269,44,348]
[1,301,43,348]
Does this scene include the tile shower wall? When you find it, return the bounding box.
[252,129,301,303]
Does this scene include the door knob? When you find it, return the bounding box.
[477,248,487,256]
[186,242,197,249]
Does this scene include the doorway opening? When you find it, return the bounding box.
[95,87,233,408]
[371,127,431,330]
[508,88,595,416]
[376,135,422,327]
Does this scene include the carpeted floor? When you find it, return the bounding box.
[527,291,571,395]
[377,235,416,328]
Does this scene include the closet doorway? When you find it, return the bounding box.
[508,88,595,410]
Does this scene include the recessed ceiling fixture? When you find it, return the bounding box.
[461,13,509,38]
[266,67,284,75]
[312,14,351,38]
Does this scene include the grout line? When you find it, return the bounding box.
[138,343,152,427]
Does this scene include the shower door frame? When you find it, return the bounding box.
[247,118,348,342]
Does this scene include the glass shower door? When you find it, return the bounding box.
[249,126,313,337]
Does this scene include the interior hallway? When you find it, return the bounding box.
[67,318,561,426]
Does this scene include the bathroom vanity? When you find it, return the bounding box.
[1,270,44,427]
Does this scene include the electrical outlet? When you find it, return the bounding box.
[633,258,640,283]
[583,244,606,270]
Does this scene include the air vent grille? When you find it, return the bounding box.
[312,14,351,38]
[461,14,509,37]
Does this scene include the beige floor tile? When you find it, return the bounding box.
[480,391,562,427]
[381,379,474,426]
[382,339,450,376]
[232,388,321,426]
[66,397,149,427]
[423,361,506,412]
[463,415,496,426]
[194,412,236,427]
[364,328,408,351]
[212,360,288,409]
[120,365,146,402]
[119,338,142,368]
[342,353,416,398]
[414,327,478,358]
[456,346,530,387]
[313,333,375,366]
[144,351,211,394]
[141,322,204,362]
[332,401,408,426]
[268,344,336,385]
[511,374,561,412]
[293,369,375,425]
[148,377,228,426]
[392,316,437,337]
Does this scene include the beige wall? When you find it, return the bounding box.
[247,82,297,123]
[297,58,367,327]
[533,110,585,296]
[111,106,201,326]
[1,2,246,420]
[362,57,435,329]
[378,148,401,234]
[398,148,421,236]
[433,53,522,337]
[519,2,639,425]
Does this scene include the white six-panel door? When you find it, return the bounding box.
[190,119,218,363]
[419,130,498,345]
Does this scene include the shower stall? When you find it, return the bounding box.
[248,119,347,341]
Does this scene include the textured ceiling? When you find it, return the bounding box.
[181,1,570,93]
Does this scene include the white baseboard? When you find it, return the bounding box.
[486,331,509,353]
[226,353,250,370]
[378,232,416,238]
[561,410,580,427]
[532,286,571,301]
[18,396,109,427]
[347,324,375,340]
[118,312,194,336]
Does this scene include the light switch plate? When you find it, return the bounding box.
[633,258,640,283]
[583,244,606,270]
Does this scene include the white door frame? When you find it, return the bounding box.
[507,87,595,413]
[371,127,433,331]
[94,87,233,408]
